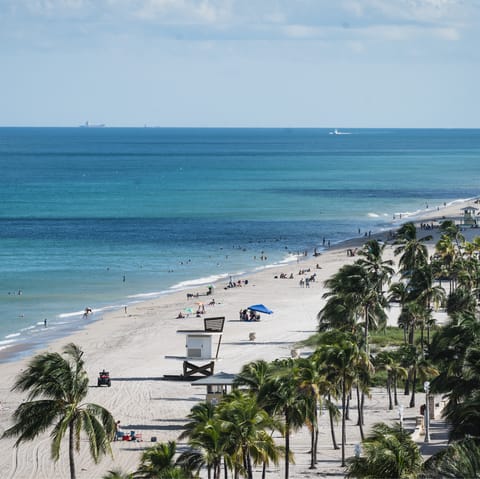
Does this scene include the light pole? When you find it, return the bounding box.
[424,381,431,443]
[398,404,404,430]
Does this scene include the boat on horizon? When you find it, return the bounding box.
[329,129,351,135]
[79,121,105,128]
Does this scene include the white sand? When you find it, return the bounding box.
[0,199,477,478]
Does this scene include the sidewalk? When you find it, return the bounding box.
[418,417,450,458]
[412,400,450,459]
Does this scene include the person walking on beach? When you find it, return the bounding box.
[44,318,47,328]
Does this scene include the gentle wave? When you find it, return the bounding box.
[170,273,232,290]
[127,291,169,299]
[5,333,20,339]
[368,213,380,218]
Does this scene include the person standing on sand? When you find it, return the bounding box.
[113,420,120,441]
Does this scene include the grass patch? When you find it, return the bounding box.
[370,327,406,349]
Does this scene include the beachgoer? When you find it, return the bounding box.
[44,318,47,328]
[113,420,121,441]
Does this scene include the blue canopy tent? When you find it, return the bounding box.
[248,304,273,315]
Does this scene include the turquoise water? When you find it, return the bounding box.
[1,127,480,360]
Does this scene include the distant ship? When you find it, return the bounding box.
[329,129,351,135]
[79,121,105,128]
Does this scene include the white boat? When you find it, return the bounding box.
[80,121,105,128]
[329,128,351,135]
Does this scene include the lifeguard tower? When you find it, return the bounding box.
[461,206,478,226]
[192,371,237,404]
[177,316,225,360]
[163,317,225,381]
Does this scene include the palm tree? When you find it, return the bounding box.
[258,358,305,479]
[422,437,480,478]
[446,286,477,318]
[356,239,394,294]
[135,441,189,479]
[103,471,134,479]
[394,221,431,277]
[320,262,388,354]
[315,331,367,467]
[345,422,422,478]
[2,343,115,479]
[374,351,396,410]
[296,356,328,469]
[235,359,272,394]
[179,402,223,479]
[217,390,283,479]
[430,313,480,441]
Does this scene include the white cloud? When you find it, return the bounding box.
[282,24,323,39]
[133,0,234,24]
[17,0,90,15]
[434,26,460,40]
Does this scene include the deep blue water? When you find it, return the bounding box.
[1,127,480,360]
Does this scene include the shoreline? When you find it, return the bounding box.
[0,195,475,364]
[0,197,478,478]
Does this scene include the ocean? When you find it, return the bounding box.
[1,127,479,360]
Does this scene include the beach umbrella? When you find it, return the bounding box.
[247,304,273,314]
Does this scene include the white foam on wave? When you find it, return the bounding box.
[393,197,479,222]
[5,333,21,339]
[170,273,231,290]
[57,304,117,319]
[253,253,301,272]
[0,338,18,347]
[58,310,88,319]
[128,291,168,299]
[277,253,302,264]
[20,325,36,332]
[368,212,380,218]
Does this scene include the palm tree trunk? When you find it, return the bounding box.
[314,425,319,463]
[310,426,316,469]
[393,373,398,406]
[341,374,347,467]
[404,369,411,395]
[356,386,364,441]
[69,422,76,479]
[327,395,339,449]
[420,325,425,359]
[261,461,266,479]
[364,306,369,355]
[409,367,417,408]
[387,374,393,410]
[246,451,253,479]
[285,416,290,479]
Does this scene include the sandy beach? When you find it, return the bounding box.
[0,198,478,479]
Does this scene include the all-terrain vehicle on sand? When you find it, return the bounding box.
[98,370,111,387]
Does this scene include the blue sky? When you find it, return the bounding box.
[1,0,479,127]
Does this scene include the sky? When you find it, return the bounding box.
[1,0,479,128]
